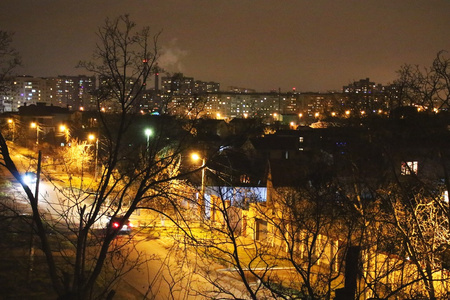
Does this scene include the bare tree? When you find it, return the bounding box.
[0,30,21,112]
[395,50,450,112]
[0,15,199,299]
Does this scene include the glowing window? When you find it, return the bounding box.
[401,161,418,175]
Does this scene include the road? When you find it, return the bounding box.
[2,143,253,299]
[116,232,252,300]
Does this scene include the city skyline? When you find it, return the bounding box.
[1,0,450,93]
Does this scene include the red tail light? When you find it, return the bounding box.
[112,222,120,228]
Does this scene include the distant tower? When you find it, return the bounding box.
[154,64,160,93]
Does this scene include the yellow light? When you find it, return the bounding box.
[191,153,201,161]
[314,112,319,118]
[361,111,365,115]
[59,125,66,132]
[8,119,13,124]
[243,113,248,118]
[79,106,84,111]
[30,122,37,128]
[345,110,350,116]
[298,113,303,118]
[216,113,221,119]
[88,134,96,141]
[331,112,336,117]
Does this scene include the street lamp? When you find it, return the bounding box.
[144,128,153,150]
[8,119,15,142]
[30,122,39,145]
[191,152,206,219]
[59,124,70,144]
[88,134,99,181]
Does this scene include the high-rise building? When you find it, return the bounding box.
[0,75,96,112]
[342,78,393,112]
[1,76,46,112]
[54,75,96,110]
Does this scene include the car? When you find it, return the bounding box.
[107,216,133,235]
[22,171,37,185]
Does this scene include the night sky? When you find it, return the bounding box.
[1,0,449,92]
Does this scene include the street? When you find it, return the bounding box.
[115,231,254,300]
[1,147,252,299]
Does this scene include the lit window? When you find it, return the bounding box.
[401,161,418,175]
[240,175,250,184]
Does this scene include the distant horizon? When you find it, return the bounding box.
[8,72,391,94]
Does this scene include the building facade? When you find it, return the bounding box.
[0,75,96,112]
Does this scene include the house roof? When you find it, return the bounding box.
[18,103,71,116]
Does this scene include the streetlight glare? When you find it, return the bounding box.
[191,153,200,161]
[30,122,37,128]
[144,128,153,137]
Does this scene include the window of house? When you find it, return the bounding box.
[240,174,250,184]
[401,161,418,175]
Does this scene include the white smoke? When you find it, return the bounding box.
[158,39,188,73]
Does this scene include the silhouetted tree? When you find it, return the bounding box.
[395,50,450,111]
[0,30,21,112]
[0,15,199,299]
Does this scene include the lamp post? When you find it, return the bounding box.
[30,122,39,145]
[144,128,153,152]
[7,119,15,142]
[191,152,206,219]
[88,134,99,181]
[59,124,70,144]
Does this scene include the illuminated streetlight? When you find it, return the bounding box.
[191,152,206,219]
[30,122,39,145]
[345,110,351,116]
[314,112,320,118]
[59,124,70,143]
[144,128,153,151]
[88,134,99,181]
[8,119,15,142]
